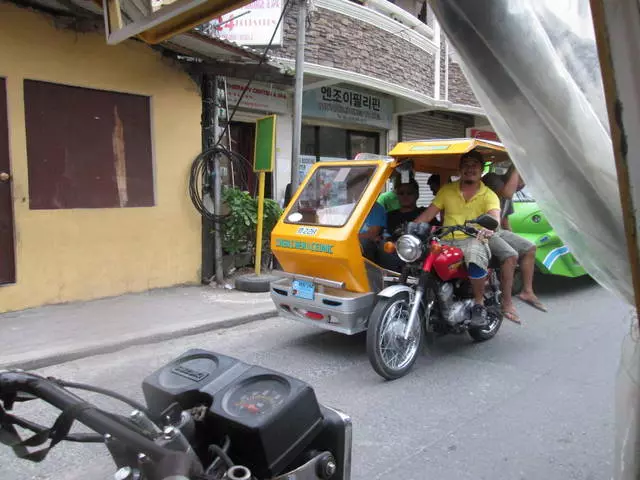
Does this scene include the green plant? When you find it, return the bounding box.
[220,187,282,261]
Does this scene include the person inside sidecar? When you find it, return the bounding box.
[387,177,426,234]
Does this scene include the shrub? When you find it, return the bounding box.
[220,187,282,263]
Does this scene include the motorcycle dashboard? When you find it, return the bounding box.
[142,350,324,478]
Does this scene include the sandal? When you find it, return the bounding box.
[503,309,521,324]
[518,294,547,312]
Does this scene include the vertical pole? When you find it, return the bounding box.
[433,17,441,100]
[290,0,307,189]
[201,74,215,283]
[213,76,225,285]
[255,171,266,276]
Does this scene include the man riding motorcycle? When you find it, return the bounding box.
[415,150,501,327]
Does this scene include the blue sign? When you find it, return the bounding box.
[303,84,394,130]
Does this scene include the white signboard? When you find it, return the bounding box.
[226,79,290,114]
[208,0,283,46]
[302,85,394,130]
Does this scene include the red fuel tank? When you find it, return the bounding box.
[432,245,467,281]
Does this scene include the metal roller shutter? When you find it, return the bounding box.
[400,111,467,206]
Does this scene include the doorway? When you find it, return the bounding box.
[0,78,15,285]
[301,125,380,161]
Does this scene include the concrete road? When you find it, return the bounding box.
[0,276,631,480]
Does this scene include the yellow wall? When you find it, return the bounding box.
[0,3,203,312]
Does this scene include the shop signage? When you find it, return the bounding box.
[207,0,283,46]
[468,128,500,142]
[226,79,290,114]
[298,155,316,183]
[302,85,394,130]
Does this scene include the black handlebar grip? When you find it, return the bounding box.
[0,372,169,460]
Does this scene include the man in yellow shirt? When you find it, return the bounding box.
[416,150,501,327]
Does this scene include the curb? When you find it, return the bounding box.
[0,309,278,371]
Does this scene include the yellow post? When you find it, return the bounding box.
[255,171,266,275]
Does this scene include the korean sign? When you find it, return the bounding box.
[207,0,283,46]
[302,85,394,129]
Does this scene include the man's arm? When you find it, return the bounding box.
[486,189,502,226]
[487,208,501,221]
[415,203,441,224]
[501,168,521,198]
[359,226,383,240]
[501,216,512,231]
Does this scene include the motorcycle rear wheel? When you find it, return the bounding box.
[366,292,424,381]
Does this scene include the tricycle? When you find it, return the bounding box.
[269,138,509,380]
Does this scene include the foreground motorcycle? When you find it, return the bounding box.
[367,214,504,380]
[0,349,352,480]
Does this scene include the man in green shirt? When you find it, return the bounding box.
[377,172,402,211]
[377,189,400,211]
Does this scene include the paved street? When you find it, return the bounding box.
[0,276,631,480]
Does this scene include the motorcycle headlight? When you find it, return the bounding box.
[396,234,422,263]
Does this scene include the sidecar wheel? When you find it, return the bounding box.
[366,293,424,381]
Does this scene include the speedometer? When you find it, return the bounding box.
[222,376,290,418]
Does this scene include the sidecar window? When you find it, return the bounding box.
[285,165,378,227]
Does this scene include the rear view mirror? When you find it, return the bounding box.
[283,183,293,209]
[406,221,431,238]
[473,214,499,231]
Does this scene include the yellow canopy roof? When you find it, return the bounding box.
[388,137,511,175]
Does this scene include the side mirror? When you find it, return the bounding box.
[283,183,293,209]
[406,221,431,238]
[473,214,499,231]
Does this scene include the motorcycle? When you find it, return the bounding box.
[367,214,504,380]
[0,349,352,480]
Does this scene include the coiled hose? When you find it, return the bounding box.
[188,145,253,225]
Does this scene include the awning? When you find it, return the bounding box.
[9,0,291,79]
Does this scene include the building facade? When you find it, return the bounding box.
[211,0,493,206]
[0,1,283,312]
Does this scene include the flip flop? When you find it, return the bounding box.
[503,309,521,324]
[517,295,547,312]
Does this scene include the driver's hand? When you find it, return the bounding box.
[477,228,494,240]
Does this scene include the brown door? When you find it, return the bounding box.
[0,78,15,284]
[230,121,257,194]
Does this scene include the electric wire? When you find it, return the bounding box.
[189,0,294,222]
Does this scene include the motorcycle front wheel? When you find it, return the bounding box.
[366,292,424,380]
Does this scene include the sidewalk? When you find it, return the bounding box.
[0,286,277,370]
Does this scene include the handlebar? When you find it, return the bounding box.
[0,364,350,480]
[0,371,171,460]
[431,224,480,240]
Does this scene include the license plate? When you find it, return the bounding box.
[292,280,315,300]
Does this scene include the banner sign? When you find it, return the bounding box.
[303,85,394,130]
[208,0,283,46]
